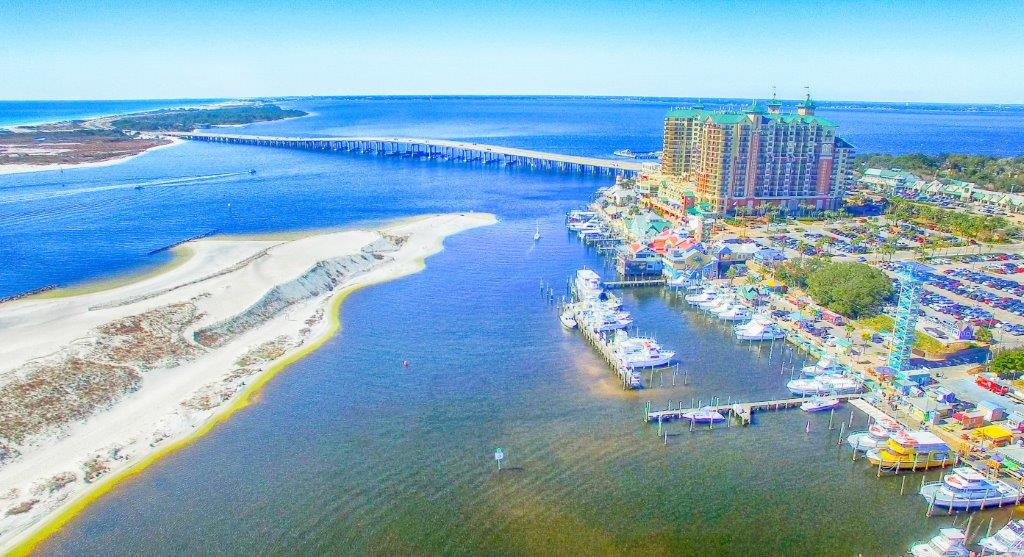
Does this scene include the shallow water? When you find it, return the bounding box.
[2,97,1022,555]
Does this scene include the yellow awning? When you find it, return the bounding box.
[975,424,1013,440]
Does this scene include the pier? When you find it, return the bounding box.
[647,393,866,426]
[170,133,648,177]
[602,278,666,289]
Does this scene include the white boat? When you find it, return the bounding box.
[578,308,632,332]
[846,417,903,452]
[699,295,732,312]
[787,375,863,397]
[734,314,787,341]
[919,467,1023,510]
[681,408,726,423]
[685,287,717,305]
[534,225,541,241]
[559,309,577,329]
[574,269,603,300]
[910,528,969,557]
[627,370,644,389]
[715,303,752,322]
[801,356,844,377]
[979,519,1024,556]
[612,334,675,369]
[800,397,842,412]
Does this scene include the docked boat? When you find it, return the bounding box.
[800,397,841,413]
[734,314,786,341]
[866,430,951,471]
[787,375,863,396]
[919,467,1023,510]
[611,334,675,369]
[559,308,577,329]
[801,356,844,377]
[909,528,969,557]
[685,287,717,305]
[715,303,751,322]
[979,519,1024,556]
[698,294,732,312]
[627,370,644,389]
[847,417,903,452]
[575,269,603,298]
[578,308,632,332]
[681,408,726,423]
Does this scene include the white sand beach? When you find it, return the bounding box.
[0,212,495,553]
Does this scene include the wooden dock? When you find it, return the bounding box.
[647,393,866,426]
[603,278,666,289]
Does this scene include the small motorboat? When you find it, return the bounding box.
[846,417,903,452]
[534,225,541,241]
[681,408,726,423]
[559,309,577,329]
[800,397,841,413]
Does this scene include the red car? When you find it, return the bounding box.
[977,374,1010,396]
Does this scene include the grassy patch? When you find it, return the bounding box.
[855,314,946,353]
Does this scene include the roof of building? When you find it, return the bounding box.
[975,424,1013,440]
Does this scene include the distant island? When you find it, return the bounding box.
[0,103,306,174]
[855,152,1024,193]
[109,104,306,132]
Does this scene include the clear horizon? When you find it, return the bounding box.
[2,0,1023,104]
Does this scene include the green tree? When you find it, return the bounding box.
[974,327,993,344]
[991,348,1024,379]
[805,261,894,318]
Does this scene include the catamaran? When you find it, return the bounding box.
[847,417,903,452]
[919,467,1023,510]
[909,528,969,557]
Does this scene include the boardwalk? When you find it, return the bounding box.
[647,393,866,425]
[169,132,649,177]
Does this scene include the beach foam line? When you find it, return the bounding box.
[5,216,488,556]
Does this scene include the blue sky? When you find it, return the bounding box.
[2,0,1022,103]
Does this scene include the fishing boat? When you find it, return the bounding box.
[919,467,1023,510]
[574,269,603,300]
[865,430,951,471]
[577,308,632,332]
[800,397,841,413]
[734,314,786,341]
[681,408,726,423]
[846,417,903,452]
[611,333,675,369]
[698,294,732,312]
[801,356,844,377]
[559,308,577,329]
[909,528,969,557]
[979,519,1024,556]
[685,287,717,305]
[715,303,751,322]
[786,375,863,396]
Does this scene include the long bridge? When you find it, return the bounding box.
[167,132,649,177]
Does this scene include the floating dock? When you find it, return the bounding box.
[647,393,866,426]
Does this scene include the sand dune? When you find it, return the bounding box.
[0,212,495,553]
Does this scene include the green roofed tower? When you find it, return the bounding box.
[660,88,853,215]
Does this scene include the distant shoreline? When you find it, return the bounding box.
[0,102,304,176]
